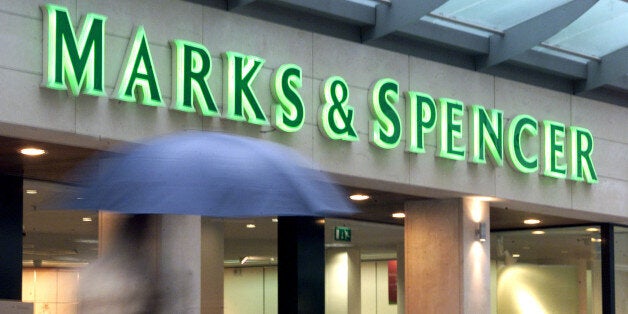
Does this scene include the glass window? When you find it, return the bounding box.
[615,226,628,313]
[491,226,603,313]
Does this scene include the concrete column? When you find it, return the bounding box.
[95,214,205,314]
[201,218,224,314]
[396,244,404,314]
[404,198,490,314]
[159,215,202,314]
[0,175,22,300]
[325,248,361,314]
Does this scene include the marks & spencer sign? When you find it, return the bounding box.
[40,4,598,184]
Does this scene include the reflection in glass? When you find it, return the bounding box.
[615,226,628,314]
[491,226,603,313]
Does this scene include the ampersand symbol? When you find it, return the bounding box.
[319,76,359,141]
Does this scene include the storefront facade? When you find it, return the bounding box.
[0,0,626,313]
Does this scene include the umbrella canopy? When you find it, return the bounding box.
[64,131,356,217]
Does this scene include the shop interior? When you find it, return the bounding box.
[2,136,626,313]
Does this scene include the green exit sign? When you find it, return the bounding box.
[334,226,351,242]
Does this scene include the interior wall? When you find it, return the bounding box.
[223,267,277,314]
[22,268,79,314]
[223,261,396,314]
[360,261,397,314]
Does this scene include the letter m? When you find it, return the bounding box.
[42,4,107,96]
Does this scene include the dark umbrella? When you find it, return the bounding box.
[64,131,356,217]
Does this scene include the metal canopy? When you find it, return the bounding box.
[194,0,628,107]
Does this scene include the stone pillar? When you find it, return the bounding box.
[96,214,206,314]
[278,217,325,314]
[0,175,22,300]
[325,248,361,314]
[201,218,224,314]
[396,243,405,314]
[404,198,490,314]
[159,215,202,313]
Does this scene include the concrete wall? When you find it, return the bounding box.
[0,0,626,222]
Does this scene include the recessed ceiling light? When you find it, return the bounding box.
[349,194,370,201]
[82,217,92,222]
[512,253,520,258]
[523,219,541,225]
[591,237,602,243]
[392,212,405,219]
[20,147,46,156]
[246,224,256,229]
[25,189,38,195]
[585,227,600,232]
[531,230,545,235]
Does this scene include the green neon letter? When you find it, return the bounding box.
[223,51,268,125]
[405,91,436,154]
[437,98,465,160]
[271,64,305,132]
[171,40,219,116]
[469,105,504,166]
[41,4,106,96]
[318,76,358,141]
[114,26,163,106]
[370,78,401,149]
[506,115,539,173]
[541,120,567,179]
[569,126,598,183]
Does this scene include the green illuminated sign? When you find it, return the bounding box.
[114,26,163,106]
[370,78,402,149]
[437,98,466,161]
[271,64,305,132]
[171,39,219,116]
[42,4,106,97]
[319,76,358,141]
[469,105,503,166]
[41,4,599,184]
[405,91,436,154]
[334,226,351,242]
[506,115,539,173]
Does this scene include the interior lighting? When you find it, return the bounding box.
[512,253,520,258]
[240,256,276,265]
[82,217,92,222]
[271,218,278,223]
[591,237,602,243]
[586,227,600,232]
[20,147,46,156]
[531,230,545,235]
[26,189,38,195]
[523,219,541,225]
[349,194,370,201]
[246,224,256,229]
[391,212,405,219]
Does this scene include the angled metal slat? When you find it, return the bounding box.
[271,0,375,25]
[398,20,489,54]
[362,0,447,42]
[227,0,257,10]
[512,50,587,79]
[576,46,628,93]
[477,0,598,71]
